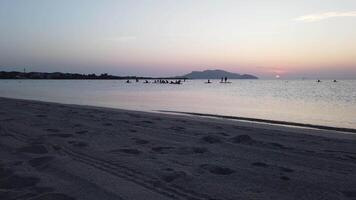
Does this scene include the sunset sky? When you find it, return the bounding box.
[1,0,356,78]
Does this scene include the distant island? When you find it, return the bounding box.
[180,69,258,79]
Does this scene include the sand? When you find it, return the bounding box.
[0,97,355,200]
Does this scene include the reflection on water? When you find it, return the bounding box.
[0,79,356,129]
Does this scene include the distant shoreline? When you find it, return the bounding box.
[0,69,259,80]
[0,71,187,80]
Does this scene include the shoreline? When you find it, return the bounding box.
[1,97,356,199]
[2,96,355,136]
[1,79,355,133]
[159,110,356,134]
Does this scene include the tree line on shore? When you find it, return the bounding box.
[0,71,186,80]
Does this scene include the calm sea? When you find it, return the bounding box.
[1,79,356,129]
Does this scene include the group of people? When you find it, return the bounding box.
[126,79,182,84]
[206,77,229,84]
[153,79,182,84]
[220,77,228,83]
[317,79,338,83]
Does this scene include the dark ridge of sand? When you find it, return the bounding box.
[0,97,356,200]
[158,110,356,134]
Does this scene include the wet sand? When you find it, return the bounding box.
[0,97,356,200]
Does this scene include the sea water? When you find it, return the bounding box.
[0,79,355,129]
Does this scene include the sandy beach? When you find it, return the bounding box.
[1,97,356,200]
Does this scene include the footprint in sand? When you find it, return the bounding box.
[33,186,55,194]
[73,124,82,128]
[12,161,23,166]
[31,193,76,200]
[111,148,141,155]
[201,135,222,144]
[17,145,48,154]
[268,142,291,150]
[230,135,255,145]
[117,119,129,124]
[234,126,253,131]
[151,146,175,154]
[216,132,229,137]
[103,123,112,126]
[0,174,40,189]
[28,156,54,168]
[344,155,356,161]
[75,130,88,135]
[175,146,208,155]
[279,166,294,173]
[251,162,269,168]
[132,138,149,145]
[163,168,174,171]
[161,171,187,183]
[128,113,141,118]
[48,134,73,138]
[28,137,45,145]
[170,126,185,132]
[342,190,356,198]
[0,163,62,199]
[141,120,154,124]
[68,141,88,148]
[200,164,235,175]
[280,176,290,181]
[0,165,14,179]
[46,128,60,133]
[1,118,15,122]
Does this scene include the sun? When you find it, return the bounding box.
[275,74,280,79]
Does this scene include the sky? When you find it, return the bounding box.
[0,0,356,79]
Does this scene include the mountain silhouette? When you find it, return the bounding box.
[181,69,258,79]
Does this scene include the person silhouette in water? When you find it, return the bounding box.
[224,77,227,83]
